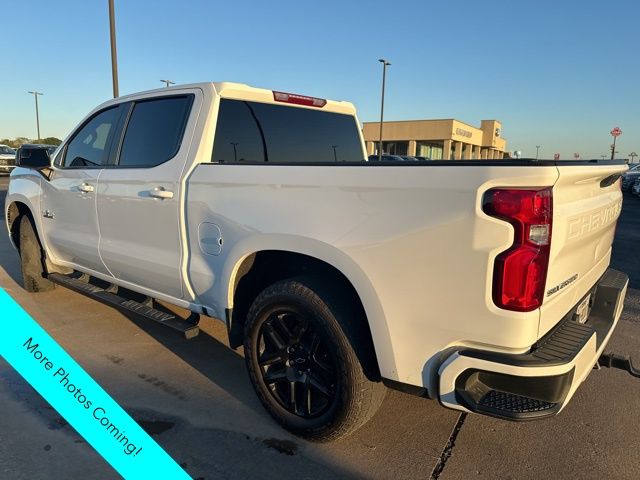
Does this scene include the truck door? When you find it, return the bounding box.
[96,92,197,300]
[41,105,124,275]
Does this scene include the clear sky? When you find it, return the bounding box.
[1,0,638,159]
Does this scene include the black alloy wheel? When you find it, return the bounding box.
[256,307,338,418]
[244,276,386,441]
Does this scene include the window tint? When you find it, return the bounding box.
[118,96,192,167]
[64,107,120,167]
[212,99,365,164]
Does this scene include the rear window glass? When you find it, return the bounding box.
[118,95,193,168]
[212,99,365,164]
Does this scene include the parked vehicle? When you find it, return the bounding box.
[400,155,419,162]
[0,144,16,173]
[414,156,431,161]
[368,154,407,162]
[621,163,640,192]
[5,82,629,441]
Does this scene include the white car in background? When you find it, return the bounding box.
[0,144,16,173]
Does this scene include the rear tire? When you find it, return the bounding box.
[243,276,386,441]
[19,215,55,292]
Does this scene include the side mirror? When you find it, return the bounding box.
[17,148,51,169]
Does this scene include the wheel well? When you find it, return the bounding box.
[7,201,33,252]
[229,250,381,381]
[6,201,70,275]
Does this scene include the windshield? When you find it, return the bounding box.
[0,146,15,155]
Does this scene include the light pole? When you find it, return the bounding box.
[108,0,119,98]
[331,145,338,162]
[27,91,43,141]
[630,152,638,164]
[377,58,391,162]
[230,142,239,162]
[160,79,175,88]
[535,145,540,160]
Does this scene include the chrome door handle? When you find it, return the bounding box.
[78,183,94,193]
[149,187,174,199]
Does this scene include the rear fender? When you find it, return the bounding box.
[219,234,398,380]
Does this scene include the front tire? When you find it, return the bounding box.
[243,276,385,441]
[18,215,55,292]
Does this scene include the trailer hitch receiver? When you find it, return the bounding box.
[598,353,640,379]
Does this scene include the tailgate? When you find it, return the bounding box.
[539,162,627,337]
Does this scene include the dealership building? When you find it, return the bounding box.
[362,118,507,160]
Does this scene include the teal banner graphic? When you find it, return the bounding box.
[0,289,190,479]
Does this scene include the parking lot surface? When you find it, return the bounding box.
[0,176,639,479]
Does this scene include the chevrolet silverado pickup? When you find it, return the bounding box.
[5,82,629,441]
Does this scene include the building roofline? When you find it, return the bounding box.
[362,118,501,130]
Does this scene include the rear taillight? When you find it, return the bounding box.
[273,91,327,108]
[483,188,553,312]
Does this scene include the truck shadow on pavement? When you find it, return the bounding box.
[115,304,458,479]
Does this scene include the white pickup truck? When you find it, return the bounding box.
[5,82,629,441]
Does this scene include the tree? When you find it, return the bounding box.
[0,138,27,148]
[38,137,62,146]
[0,136,61,147]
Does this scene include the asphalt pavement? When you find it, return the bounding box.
[0,175,639,479]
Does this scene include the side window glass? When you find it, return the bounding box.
[118,96,193,168]
[212,100,265,163]
[63,107,119,168]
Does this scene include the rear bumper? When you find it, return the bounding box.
[438,268,629,420]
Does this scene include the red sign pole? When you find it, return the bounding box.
[610,127,622,160]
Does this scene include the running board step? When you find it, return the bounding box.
[48,273,199,339]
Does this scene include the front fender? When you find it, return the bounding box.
[5,168,44,249]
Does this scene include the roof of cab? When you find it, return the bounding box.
[108,82,357,116]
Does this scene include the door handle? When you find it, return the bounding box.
[148,187,174,199]
[78,183,94,193]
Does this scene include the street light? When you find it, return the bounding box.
[630,152,638,164]
[331,145,338,162]
[230,142,239,162]
[535,145,541,160]
[108,0,119,98]
[377,58,391,162]
[27,91,43,141]
[160,79,175,88]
